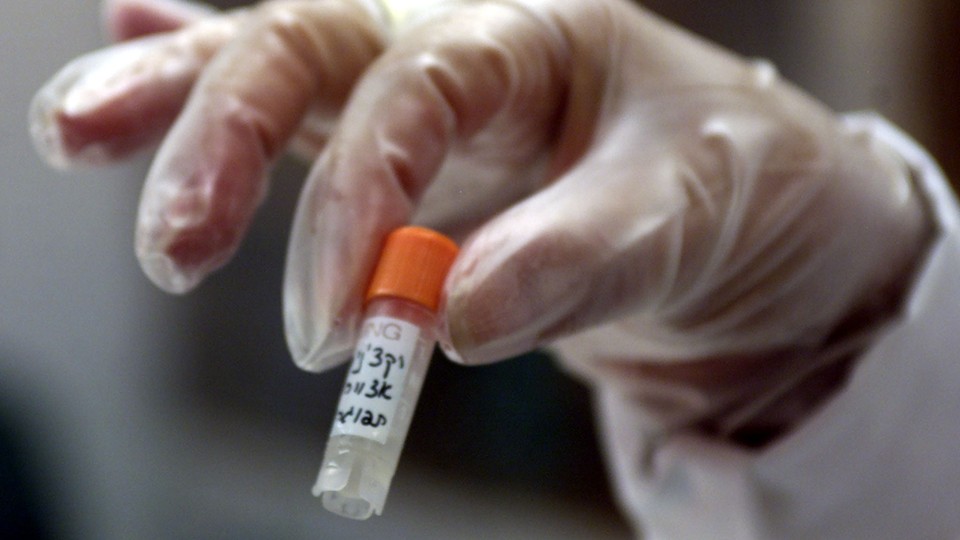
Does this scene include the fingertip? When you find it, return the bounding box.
[137,250,202,294]
[281,149,401,376]
[133,109,271,299]
[283,317,356,374]
[30,30,215,168]
[436,294,467,364]
[436,338,465,364]
[442,294,540,366]
[282,205,363,375]
[439,237,542,366]
[29,92,73,170]
[439,207,617,366]
[135,215,238,295]
[102,0,213,42]
[29,48,120,168]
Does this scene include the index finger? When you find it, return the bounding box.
[283,1,570,370]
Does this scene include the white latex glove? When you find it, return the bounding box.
[31,0,930,439]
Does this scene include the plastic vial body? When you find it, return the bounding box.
[312,225,458,520]
[315,297,437,519]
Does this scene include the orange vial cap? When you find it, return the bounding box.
[365,226,459,312]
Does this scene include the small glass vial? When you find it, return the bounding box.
[314,226,458,520]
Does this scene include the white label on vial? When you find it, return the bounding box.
[332,316,420,444]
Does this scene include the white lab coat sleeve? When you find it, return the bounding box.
[598,113,960,540]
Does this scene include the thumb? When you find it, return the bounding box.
[441,83,907,366]
[441,140,690,365]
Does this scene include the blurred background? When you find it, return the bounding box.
[1,1,956,538]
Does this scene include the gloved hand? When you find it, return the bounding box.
[31,0,930,438]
